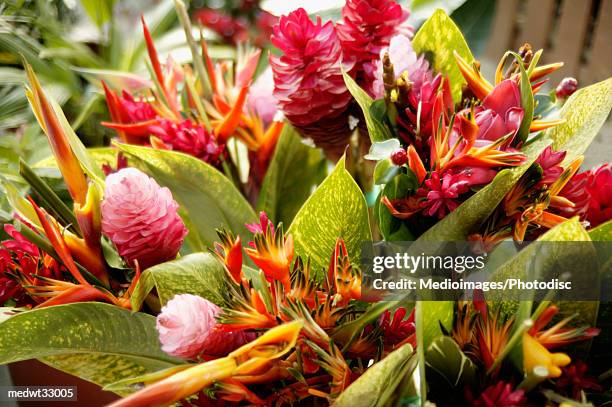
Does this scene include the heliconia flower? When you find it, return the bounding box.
[101,168,187,270]
[471,79,524,145]
[556,77,579,99]
[555,361,603,401]
[149,118,225,165]
[371,34,432,99]
[418,171,471,219]
[214,229,244,285]
[337,0,412,85]
[270,8,354,157]
[246,67,278,125]
[583,163,612,227]
[157,294,252,359]
[529,305,600,350]
[465,381,528,407]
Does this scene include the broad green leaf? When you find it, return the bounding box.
[590,220,612,241]
[34,147,119,170]
[131,253,226,310]
[288,156,371,277]
[40,353,173,396]
[515,53,534,144]
[373,159,399,185]
[0,303,181,387]
[257,125,326,226]
[342,70,394,142]
[413,9,474,102]
[415,137,550,242]
[410,0,469,24]
[546,77,612,164]
[449,0,496,56]
[117,143,257,252]
[333,344,416,407]
[426,336,476,388]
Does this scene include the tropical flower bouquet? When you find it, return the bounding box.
[1,0,611,406]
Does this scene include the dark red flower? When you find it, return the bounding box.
[535,146,566,185]
[379,307,416,348]
[555,77,578,100]
[584,163,612,227]
[466,381,529,407]
[556,360,602,400]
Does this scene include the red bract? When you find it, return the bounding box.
[0,224,63,306]
[535,146,566,185]
[379,307,416,349]
[337,0,412,83]
[584,163,612,227]
[466,381,529,407]
[471,79,524,146]
[150,119,225,165]
[270,8,354,157]
[556,361,603,401]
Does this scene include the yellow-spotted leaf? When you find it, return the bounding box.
[288,156,371,278]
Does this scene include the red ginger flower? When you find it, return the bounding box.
[337,0,412,84]
[156,294,253,359]
[101,168,187,269]
[270,8,354,158]
[556,361,603,401]
[150,119,225,165]
[583,163,612,227]
[379,307,416,349]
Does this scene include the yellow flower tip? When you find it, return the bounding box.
[529,118,566,132]
[523,333,571,379]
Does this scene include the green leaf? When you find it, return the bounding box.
[287,156,371,277]
[410,0,469,24]
[515,53,534,145]
[257,125,326,226]
[412,9,474,102]
[0,303,181,390]
[426,336,476,388]
[415,136,551,242]
[373,159,399,185]
[450,0,496,57]
[117,143,257,252]
[546,77,612,164]
[131,253,226,310]
[333,344,416,407]
[590,220,612,241]
[342,70,394,142]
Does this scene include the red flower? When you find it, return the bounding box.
[584,163,612,227]
[466,381,529,407]
[419,171,471,218]
[149,119,225,165]
[556,361,602,401]
[379,307,416,348]
[472,79,524,145]
[337,0,412,86]
[270,8,354,158]
[0,224,61,306]
[535,146,566,185]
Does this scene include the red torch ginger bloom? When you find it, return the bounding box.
[149,118,225,165]
[270,8,354,157]
[337,0,412,85]
[471,79,524,145]
[419,171,471,218]
[157,294,252,359]
[535,146,566,185]
[101,168,187,269]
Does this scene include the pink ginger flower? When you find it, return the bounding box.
[246,211,274,235]
[247,67,278,125]
[157,294,253,359]
[337,0,412,85]
[372,34,432,99]
[419,171,471,218]
[101,168,187,269]
[117,91,157,123]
